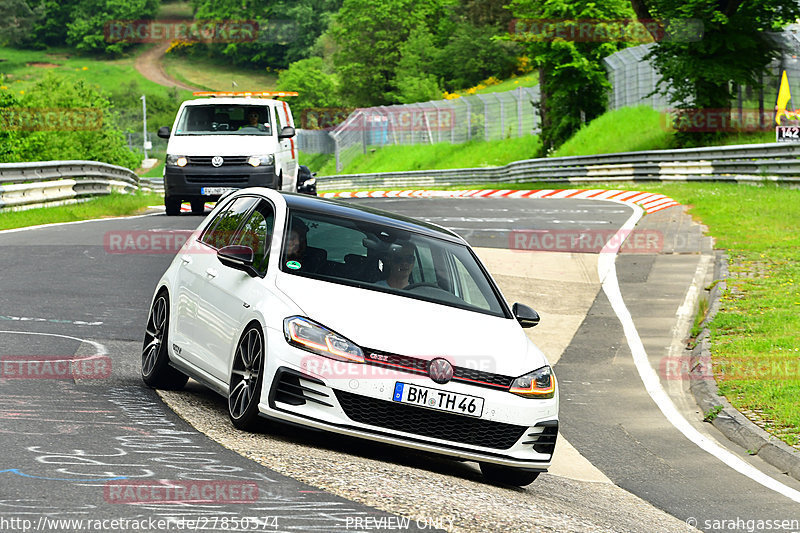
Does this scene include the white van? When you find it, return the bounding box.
[157,92,299,216]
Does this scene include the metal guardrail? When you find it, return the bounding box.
[0,161,139,210]
[317,142,800,190]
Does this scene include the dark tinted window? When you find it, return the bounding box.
[279,210,506,317]
[201,196,259,249]
[233,201,275,274]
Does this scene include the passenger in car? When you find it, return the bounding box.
[376,243,416,289]
[285,219,326,273]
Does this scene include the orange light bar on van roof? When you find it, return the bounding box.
[192,91,299,98]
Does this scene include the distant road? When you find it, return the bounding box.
[134,42,200,91]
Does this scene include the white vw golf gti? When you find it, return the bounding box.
[142,189,558,486]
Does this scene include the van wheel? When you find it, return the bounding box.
[479,462,540,486]
[190,199,205,215]
[165,196,181,216]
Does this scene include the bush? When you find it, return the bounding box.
[0,73,140,169]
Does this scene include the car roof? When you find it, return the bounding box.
[182,98,277,107]
[281,192,465,244]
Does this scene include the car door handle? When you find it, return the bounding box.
[181,255,192,265]
[206,268,218,278]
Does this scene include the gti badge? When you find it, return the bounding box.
[428,357,453,384]
[211,156,224,167]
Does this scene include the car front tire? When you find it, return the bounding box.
[141,291,188,390]
[479,462,540,487]
[190,199,205,215]
[165,196,181,216]
[228,325,266,431]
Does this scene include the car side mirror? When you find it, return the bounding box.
[217,245,259,277]
[513,303,539,328]
[157,126,171,139]
[278,126,296,139]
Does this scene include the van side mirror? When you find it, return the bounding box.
[217,245,259,277]
[513,303,539,328]
[278,126,296,139]
[157,126,171,139]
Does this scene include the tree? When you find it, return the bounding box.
[630,0,800,145]
[509,0,634,154]
[275,57,340,112]
[0,0,42,46]
[330,0,456,106]
[389,27,442,104]
[190,0,342,69]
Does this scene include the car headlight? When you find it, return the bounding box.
[509,366,555,399]
[166,154,187,167]
[283,316,364,363]
[247,154,274,167]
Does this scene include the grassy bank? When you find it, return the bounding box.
[314,135,542,175]
[644,182,800,447]
[315,106,776,175]
[0,192,164,231]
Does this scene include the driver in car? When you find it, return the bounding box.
[376,243,416,289]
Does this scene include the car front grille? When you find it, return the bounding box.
[363,348,514,391]
[334,389,528,450]
[185,175,249,184]
[187,156,249,166]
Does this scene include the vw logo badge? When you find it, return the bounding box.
[428,358,454,384]
[211,156,224,167]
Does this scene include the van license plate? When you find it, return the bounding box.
[392,382,484,418]
[201,187,237,196]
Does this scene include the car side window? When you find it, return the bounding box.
[201,196,259,249]
[234,201,275,274]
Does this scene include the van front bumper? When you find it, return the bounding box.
[164,164,278,200]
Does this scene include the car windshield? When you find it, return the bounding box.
[174,105,272,136]
[279,209,507,317]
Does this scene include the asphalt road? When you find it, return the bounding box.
[0,198,797,532]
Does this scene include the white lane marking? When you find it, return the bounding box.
[0,213,161,235]
[0,330,107,355]
[599,200,800,504]
[0,315,102,326]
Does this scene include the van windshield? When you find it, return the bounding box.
[174,105,273,136]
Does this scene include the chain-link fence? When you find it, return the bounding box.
[296,87,540,172]
[126,131,168,158]
[604,30,800,131]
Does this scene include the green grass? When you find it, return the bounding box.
[451,72,539,96]
[552,106,674,157]
[299,151,335,174]
[641,182,800,447]
[317,135,542,175]
[162,54,278,92]
[0,191,164,231]
[0,46,191,100]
